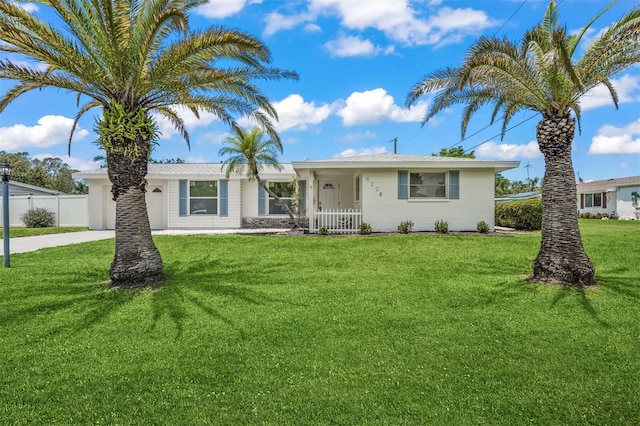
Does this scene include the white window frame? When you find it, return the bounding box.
[268,181,294,216]
[189,180,218,215]
[584,192,602,208]
[409,172,447,199]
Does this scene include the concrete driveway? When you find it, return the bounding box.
[0,231,115,256]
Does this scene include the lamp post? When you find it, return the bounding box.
[1,163,12,268]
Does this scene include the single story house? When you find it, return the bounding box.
[577,175,640,220]
[74,154,519,233]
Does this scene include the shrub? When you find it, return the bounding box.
[319,226,329,236]
[358,222,372,235]
[21,207,56,228]
[397,220,414,234]
[476,220,490,234]
[495,198,542,231]
[434,220,449,234]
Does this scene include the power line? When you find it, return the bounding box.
[464,113,539,154]
[493,0,528,37]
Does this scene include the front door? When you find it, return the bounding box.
[319,181,339,211]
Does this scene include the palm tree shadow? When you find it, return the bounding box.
[550,286,610,328]
[149,254,303,339]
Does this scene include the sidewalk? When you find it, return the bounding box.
[0,231,115,256]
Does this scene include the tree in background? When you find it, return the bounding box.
[0,0,296,287]
[0,151,85,193]
[407,0,640,285]
[434,146,475,158]
[219,127,297,221]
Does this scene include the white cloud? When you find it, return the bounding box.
[270,1,494,47]
[271,94,333,132]
[334,146,387,158]
[264,12,312,36]
[323,35,393,58]
[476,140,542,160]
[588,119,640,154]
[581,74,640,111]
[0,115,89,150]
[196,0,261,18]
[154,107,219,140]
[17,2,38,13]
[337,88,428,126]
[335,131,377,143]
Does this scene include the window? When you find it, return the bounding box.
[581,192,607,208]
[410,172,446,198]
[268,182,294,215]
[189,181,217,214]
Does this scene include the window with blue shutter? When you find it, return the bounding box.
[298,180,306,215]
[398,171,408,199]
[219,180,228,217]
[258,184,267,216]
[179,180,187,216]
[449,171,460,200]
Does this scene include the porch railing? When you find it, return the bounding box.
[314,209,362,233]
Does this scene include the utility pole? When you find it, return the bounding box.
[524,161,531,182]
[390,137,397,154]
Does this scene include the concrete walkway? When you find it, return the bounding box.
[0,228,292,256]
[0,231,115,255]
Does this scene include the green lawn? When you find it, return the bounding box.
[1,220,638,424]
[0,226,88,238]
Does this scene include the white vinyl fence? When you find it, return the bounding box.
[314,209,362,233]
[0,195,88,227]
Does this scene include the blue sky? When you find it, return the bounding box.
[1,0,639,183]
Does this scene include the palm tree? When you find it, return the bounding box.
[0,0,297,288]
[219,127,298,223]
[406,0,640,285]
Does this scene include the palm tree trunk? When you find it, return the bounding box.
[532,114,595,285]
[107,150,163,288]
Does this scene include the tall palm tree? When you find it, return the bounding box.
[406,0,640,285]
[219,126,297,222]
[0,0,297,288]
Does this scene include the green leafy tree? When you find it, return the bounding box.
[406,0,640,285]
[0,0,296,287]
[219,127,297,222]
[434,146,475,158]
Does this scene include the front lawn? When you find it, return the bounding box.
[1,220,638,424]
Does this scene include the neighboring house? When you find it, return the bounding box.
[0,181,88,227]
[577,175,640,220]
[74,154,519,232]
[495,191,541,203]
[7,180,65,196]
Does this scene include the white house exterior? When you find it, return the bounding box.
[577,175,640,220]
[294,154,518,232]
[74,154,519,233]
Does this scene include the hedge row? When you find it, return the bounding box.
[495,198,542,231]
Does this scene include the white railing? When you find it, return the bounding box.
[314,209,362,233]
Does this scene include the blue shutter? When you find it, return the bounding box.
[298,180,306,215]
[179,180,188,216]
[219,180,228,217]
[398,171,408,199]
[258,184,267,216]
[449,171,459,200]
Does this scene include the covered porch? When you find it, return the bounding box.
[299,169,362,233]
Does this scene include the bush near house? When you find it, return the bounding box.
[20,208,56,228]
[495,198,542,230]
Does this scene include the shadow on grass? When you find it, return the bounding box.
[148,254,302,339]
[550,286,611,328]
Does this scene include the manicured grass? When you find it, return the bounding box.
[0,226,88,238]
[0,220,638,424]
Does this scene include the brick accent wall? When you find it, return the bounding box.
[242,217,307,229]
